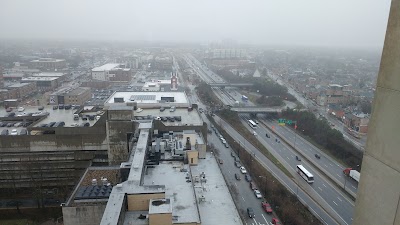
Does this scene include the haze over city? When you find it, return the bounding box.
[0,0,391,48]
[0,1,399,225]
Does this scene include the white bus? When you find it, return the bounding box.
[296,165,314,183]
[248,120,257,129]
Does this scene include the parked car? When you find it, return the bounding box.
[262,201,273,213]
[218,159,223,164]
[1,129,9,135]
[160,107,165,112]
[53,105,58,110]
[240,166,247,174]
[136,108,143,113]
[235,173,241,180]
[169,106,176,112]
[17,107,25,112]
[247,207,255,218]
[272,218,281,225]
[250,181,257,190]
[245,174,252,182]
[38,106,44,110]
[10,129,18,135]
[234,161,241,168]
[254,189,262,199]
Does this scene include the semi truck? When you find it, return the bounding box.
[343,168,360,183]
[242,95,248,101]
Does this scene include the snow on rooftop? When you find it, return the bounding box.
[106,91,188,104]
[127,129,149,183]
[192,153,243,225]
[92,63,121,72]
[143,162,200,224]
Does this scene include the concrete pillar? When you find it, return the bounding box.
[353,1,400,224]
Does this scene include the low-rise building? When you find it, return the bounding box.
[21,76,61,92]
[30,58,67,70]
[92,64,131,82]
[49,87,92,105]
[7,82,37,99]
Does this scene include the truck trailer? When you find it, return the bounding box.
[343,168,360,183]
[242,95,248,101]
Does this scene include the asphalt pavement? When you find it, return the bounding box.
[237,114,355,225]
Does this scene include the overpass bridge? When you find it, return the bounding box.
[230,106,284,113]
[209,82,253,87]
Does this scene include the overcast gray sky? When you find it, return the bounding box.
[0,0,391,48]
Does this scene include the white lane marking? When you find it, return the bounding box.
[235,183,238,187]
[324,164,328,168]
[253,218,259,225]
[242,196,246,202]
[245,223,248,225]
[352,185,356,189]
[330,163,333,166]
[336,174,341,178]
[262,214,268,224]
[228,170,231,174]
[286,157,290,160]
[322,183,327,188]
[333,201,338,206]
[318,186,322,191]
[337,196,342,202]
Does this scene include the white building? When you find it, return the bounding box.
[91,63,121,81]
[142,82,160,91]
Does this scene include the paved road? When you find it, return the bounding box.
[267,73,366,151]
[179,54,339,225]
[260,117,359,196]
[238,114,355,225]
[208,126,275,225]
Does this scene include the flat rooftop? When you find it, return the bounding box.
[22,77,59,81]
[106,91,189,104]
[191,152,243,225]
[92,63,121,72]
[143,162,200,224]
[134,108,203,126]
[32,72,67,77]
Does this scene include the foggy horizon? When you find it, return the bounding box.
[0,0,391,49]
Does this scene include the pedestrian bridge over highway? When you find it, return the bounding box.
[230,106,284,113]
[209,82,253,87]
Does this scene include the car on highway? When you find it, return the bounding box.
[266,133,270,138]
[252,131,258,136]
[247,207,255,218]
[254,189,262,199]
[245,174,252,182]
[295,156,301,161]
[240,166,247,174]
[272,218,281,224]
[315,154,321,159]
[235,173,241,180]
[261,201,273,213]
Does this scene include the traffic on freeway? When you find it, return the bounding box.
[238,114,355,224]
